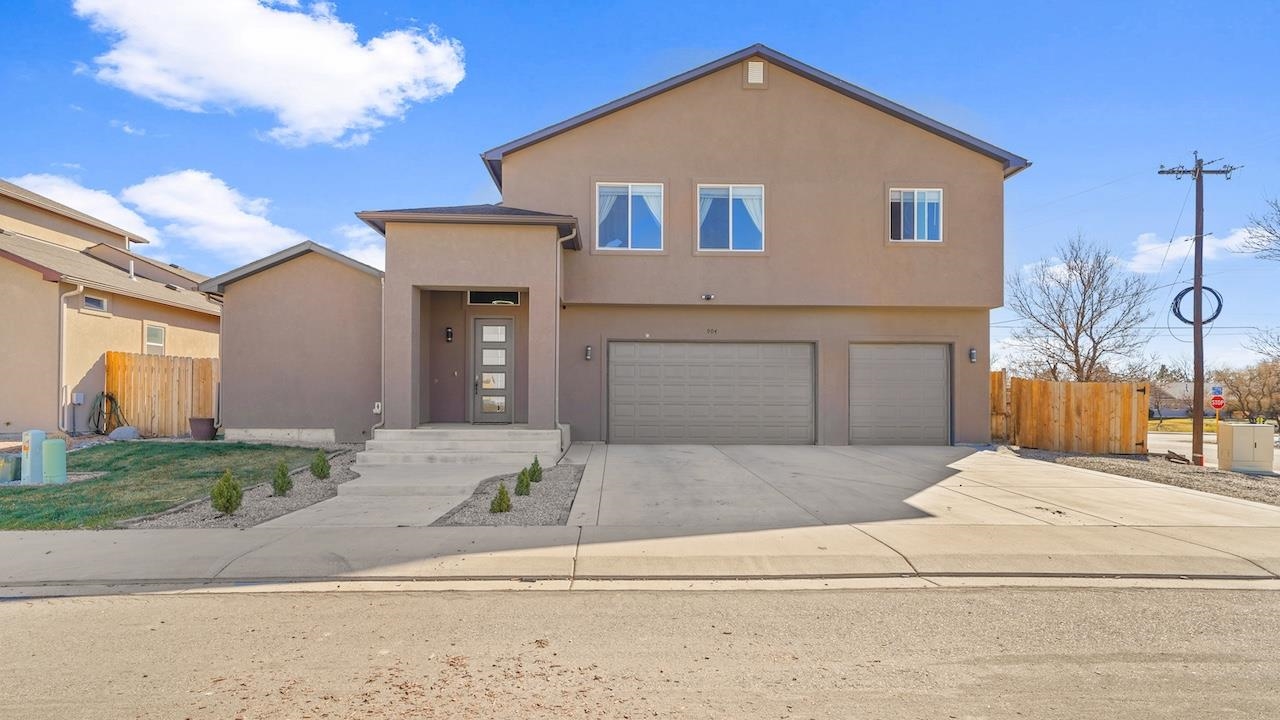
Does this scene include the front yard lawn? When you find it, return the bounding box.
[1148,418,1220,433]
[0,442,318,530]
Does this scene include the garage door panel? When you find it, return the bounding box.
[849,344,949,445]
[609,341,814,444]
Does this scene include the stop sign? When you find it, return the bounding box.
[1210,395,1226,410]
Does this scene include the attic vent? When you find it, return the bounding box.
[168,263,181,269]
[746,60,766,85]
[164,283,180,291]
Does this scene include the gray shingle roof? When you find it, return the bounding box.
[0,178,156,245]
[197,241,383,295]
[366,204,570,218]
[354,204,580,249]
[0,230,219,316]
[480,43,1030,188]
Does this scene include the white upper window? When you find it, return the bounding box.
[144,324,166,356]
[890,189,942,242]
[697,185,764,252]
[596,183,663,250]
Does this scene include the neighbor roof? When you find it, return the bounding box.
[198,241,383,294]
[0,178,154,245]
[0,229,219,315]
[480,43,1030,188]
[355,204,580,249]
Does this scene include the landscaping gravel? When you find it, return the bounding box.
[1003,446,1280,507]
[123,451,358,529]
[432,463,585,526]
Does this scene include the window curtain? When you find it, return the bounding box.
[636,184,663,227]
[698,188,717,226]
[597,187,620,225]
[736,186,763,235]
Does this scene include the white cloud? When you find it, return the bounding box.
[5,173,162,243]
[73,0,465,147]
[334,222,385,269]
[110,119,145,135]
[1126,228,1251,274]
[121,170,309,263]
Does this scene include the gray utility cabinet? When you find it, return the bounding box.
[1217,423,1276,473]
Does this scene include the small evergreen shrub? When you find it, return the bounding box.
[515,468,531,496]
[272,461,292,497]
[490,482,512,513]
[310,450,330,479]
[211,470,243,515]
[529,456,543,483]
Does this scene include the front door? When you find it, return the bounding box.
[472,317,514,423]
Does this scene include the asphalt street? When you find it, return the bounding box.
[2,587,1276,718]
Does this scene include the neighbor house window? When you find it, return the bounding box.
[596,183,663,250]
[890,189,942,242]
[697,185,764,251]
[82,294,108,312]
[144,324,166,356]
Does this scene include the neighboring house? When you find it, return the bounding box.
[199,243,383,443]
[209,44,1028,447]
[0,178,220,435]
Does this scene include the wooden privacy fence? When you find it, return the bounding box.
[990,371,1149,455]
[105,351,219,437]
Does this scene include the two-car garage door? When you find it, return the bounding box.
[607,341,950,445]
[608,342,815,444]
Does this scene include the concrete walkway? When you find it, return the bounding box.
[3,445,1279,595]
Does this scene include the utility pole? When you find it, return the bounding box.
[1158,152,1240,466]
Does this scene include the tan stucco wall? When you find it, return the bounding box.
[559,305,991,445]
[0,260,59,433]
[0,195,130,251]
[499,56,1006,309]
[219,252,381,443]
[62,285,221,433]
[383,222,560,429]
[422,290,530,423]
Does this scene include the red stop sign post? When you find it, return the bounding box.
[1210,395,1226,411]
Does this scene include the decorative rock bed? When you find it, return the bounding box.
[431,464,586,527]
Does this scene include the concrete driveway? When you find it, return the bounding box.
[567,444,1280,529]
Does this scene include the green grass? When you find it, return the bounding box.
[1148,418,1220,433]
[0,442,318,530]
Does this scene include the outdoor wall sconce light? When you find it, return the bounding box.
[445,326,454,343]
[585,345,593,361]
[969,347,977,363]
[701,293,716,301]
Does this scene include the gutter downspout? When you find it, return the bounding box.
[552,228,577,448]
[57,283,84,434]
[369,277,386,438]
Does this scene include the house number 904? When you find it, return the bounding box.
[705,328,718,335]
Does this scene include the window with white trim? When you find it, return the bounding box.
[596,183,663,250]
[82,294,108,312]
[697,184,764,251]
[890,189,942,242]
[144,324,166,356]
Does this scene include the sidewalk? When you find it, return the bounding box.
[3,522,1277,596]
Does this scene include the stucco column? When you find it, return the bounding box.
[383,281,420,428]
[525,279,557,429]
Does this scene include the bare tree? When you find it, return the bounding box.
[1242,197,1280,261]
[1214,362,1280,422]
[1006,235,1155,381]
[1246,327,1280,361]
[1149,360,1192,427]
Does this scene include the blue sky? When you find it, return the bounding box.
[2,1,1277,367]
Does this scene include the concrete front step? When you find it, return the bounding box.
[373,428,562,442]
[356,450,556,466]
[365,439,560,454]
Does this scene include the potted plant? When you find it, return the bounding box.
[189,417,217,441]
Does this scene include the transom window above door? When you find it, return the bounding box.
[698,184,764,251]
[596,183,663,250]
[890,189,942,242]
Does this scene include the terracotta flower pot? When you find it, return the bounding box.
[189,417,217,441]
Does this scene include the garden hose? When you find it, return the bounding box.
[89,392,129,435]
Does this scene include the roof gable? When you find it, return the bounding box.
[481,44,1029,188]
[198,241,383,294]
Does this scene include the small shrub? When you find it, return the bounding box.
[210,470,243,516]
[515,468,531,496]
[529,456,543,483]
[310,450,330,479]
[490,482,512,513]
[272,461,292,497]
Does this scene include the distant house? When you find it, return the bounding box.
[206,44,1028,448]
[0,178,220,435]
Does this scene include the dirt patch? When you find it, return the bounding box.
[122,451,358,528]
[432,464,585,526]
[1003,446,1280,507]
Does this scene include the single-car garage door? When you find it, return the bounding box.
[849,343,950,445]
[609,342,814,444]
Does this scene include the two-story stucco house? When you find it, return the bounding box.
[204,45,1027,458]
